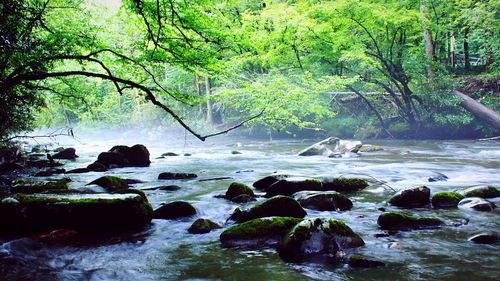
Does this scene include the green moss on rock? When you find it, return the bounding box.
[88,176,129,192]
[462,186,499,199]
[321,177,368,193]
[225,182,255,200]
[11,179,69,194]
[188,218,221,234]
[230,196,306,223]
[432,192,464,208]
[265,177,323,197]
[294,191,353,211]
[377,211,443,230]
[220,217,302,247]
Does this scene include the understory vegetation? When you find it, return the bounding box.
[1,0,499,140]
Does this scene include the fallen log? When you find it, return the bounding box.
[454,90,500,133]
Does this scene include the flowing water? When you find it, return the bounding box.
[1,134,499,281]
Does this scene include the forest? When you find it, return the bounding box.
[0,1,499,281]
[1,0,499,141]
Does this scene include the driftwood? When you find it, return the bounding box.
[454,90,500,133]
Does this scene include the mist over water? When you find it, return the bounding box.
[1,129,499,280]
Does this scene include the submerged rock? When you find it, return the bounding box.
[293,191,353,211]
[253,174,290,191]
[52,148,77,160]
[377,211,443,230]
[10,179,68,194]
[161,152,179,157]
[431,192,464,208]
[321,177,369,193]
[153,201,196,219]
[265,177,322,197]
[34,168,66,177]
[188,218,221,234]
[461,186,500,199]
[230,196,306,223]
[278,218,365,263]
[88,176,129,192]
[468,232,499,244]
[348,255,385,268]
[0,193,153,233]
[231,151,242,155]
[389,186,431,208]
[220,217,302,248]
[65,168,91,174]
[225,182,255,201]
[458,197,496,212]
[428,173,448,182]
[158,172,198,180]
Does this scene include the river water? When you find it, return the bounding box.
[1,134,499,280]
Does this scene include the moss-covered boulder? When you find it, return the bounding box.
[220,217,302,248]
[88,176,129,192]
[458,197,496,212]
[278,218,365,263]
[431,192,464,208]
[252,174,290,191]
[321,177,369,193]
[153,201,196,219]
[461,186,499,199]
[231,194,255,203]
[225,182,255,201]
[389,186,430,208]
[377,211,443,230]
[265,177,322,197]
[0,193,153,233]
[358,145,384,153]
[52,148,77,160]
[10,179,68,194]
[87,162,107,172]
[158,172,198,180]
[188,218,221,234]
[230,196,306,223]
[96,144,151,168]
[468,232,499,244]
[348,255,385,268]
[97,151,128,168]
[294,191,353,211]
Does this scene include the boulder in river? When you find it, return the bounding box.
[161,152,179,157]
[278,218,365,263]
[87,162,107,172]
[377,211,443,230]
[158,172,198,180]
[265,177,322,197]
[458,197,496,212]
[431,192,464,208]
[220,217,302,248]
[230,196,306,223]
[468,232,499,244]
[252,174,290,191]
[0,193,153,233]
[188,218,221,234]
[225,182,255,202]
[52,148,77,160]
[10,179,68,194]
[153,201,196,219]
[293,191,353,211]
[88,176,129,192]
[96,144,151,168]
[298,137,340,156]
[321,177,369,193]
[461,186,499,199]
[358,145,384,153]
[389,186,431,208]
[348,255,385,268]
[66,168,91,174]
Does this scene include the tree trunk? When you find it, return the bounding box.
[205,77,214,125]
[463,27,470,70]
[450,32,456,68]
[454,90,500,132]
[194,74,203,116]
[420,4,435,77]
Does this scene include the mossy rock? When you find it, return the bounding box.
[461,186,499,199]
[230,196,306,223]
[265,177,322,197]
[153,201,196,219]
[158,172,198,180]
[220,217,302,248]
[278,218,365,263]
[88,176,129,192]
[0,193,153,233]
[52,148,77,160]
[294,191,353,211]
[389,186,430,208]
[377,211,443,230]
[431,192,464,208]
[10,179,68,194]
[358,145,384,153]
[225,182,255,200]
[252,174,290,191]
[348,255,385,268]
[321,177,369,193]
[87,162,107,172]
[188,218,221,234]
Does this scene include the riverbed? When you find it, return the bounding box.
[1,134,499,280]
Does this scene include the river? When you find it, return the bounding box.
[1,134,499,280]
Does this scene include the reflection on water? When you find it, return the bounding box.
[1,135,499,280]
